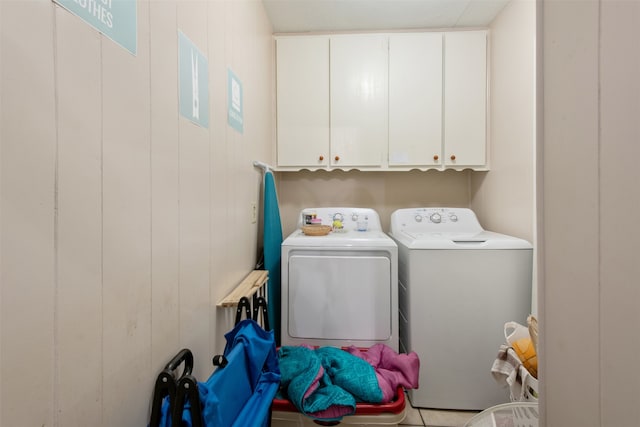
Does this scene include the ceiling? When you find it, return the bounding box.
[262,0,511,34]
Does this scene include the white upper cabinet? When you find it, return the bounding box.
[330,34,389,168]
[275,31,488,171]
[443,31,488,168]
[276,37,330,167]
[388,33,443,168]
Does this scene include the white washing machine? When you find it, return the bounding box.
[281,207,398,350]
[389,207,532,410]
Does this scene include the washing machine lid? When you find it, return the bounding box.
[393,230,532,249]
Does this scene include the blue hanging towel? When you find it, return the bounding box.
[263,170,283,345]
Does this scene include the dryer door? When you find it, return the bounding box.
[287,251,392,342]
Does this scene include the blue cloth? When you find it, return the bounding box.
[278,346,383,422]
[262,170,283,345]
[159,320,280,426]
[316,347,383,403]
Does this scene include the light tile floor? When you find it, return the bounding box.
[400,395,479,427]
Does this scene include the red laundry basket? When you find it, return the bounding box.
[271,386,406,426]
[271,344,409,426]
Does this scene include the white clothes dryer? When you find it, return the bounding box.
[281,207,398,350]
[390,207,532,410]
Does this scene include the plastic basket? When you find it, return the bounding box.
[516,365,538,402]
[464,402,538,427]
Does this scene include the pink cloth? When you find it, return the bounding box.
[345,344,420,402]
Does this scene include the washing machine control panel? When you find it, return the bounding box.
[391,207,483,234]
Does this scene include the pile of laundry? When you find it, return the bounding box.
[277,344,419,422]
[491,315,539,402]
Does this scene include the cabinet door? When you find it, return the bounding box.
[389,33,443,167]
[276,37,330,167]
[330,35,388,167]
[443,31,487,167]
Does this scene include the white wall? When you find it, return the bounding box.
[277,170,471,236]
[0,1,274,425]
[470,0,537,315]
[541,0,640,425]
[471,0,536,245]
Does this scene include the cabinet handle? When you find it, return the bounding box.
[319,155,324,161]
[334,156,340,162]
[450,154,456,161]
[433,155,439,161]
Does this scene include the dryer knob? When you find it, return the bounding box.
[450,214,458,222]
[430,213,442,223]
[351,213,359,221]
[414,215,423,222]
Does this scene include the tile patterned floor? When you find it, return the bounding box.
[401,396,479,427]
[271,392,480,427]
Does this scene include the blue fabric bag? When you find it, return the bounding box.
[154,319,280,427]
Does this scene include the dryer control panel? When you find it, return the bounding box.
[297,207,382,231]
[390,207,483,234]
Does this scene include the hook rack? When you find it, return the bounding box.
[253,160,274,173]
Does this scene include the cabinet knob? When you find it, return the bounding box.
[433,155,439,161]
[334,156,340,162]
[319,155,324,161]
[450,154,456,161]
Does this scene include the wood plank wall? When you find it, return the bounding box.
[0,1,274,425]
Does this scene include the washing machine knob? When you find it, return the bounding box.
[351,213,359,222]
[430,213,442,223]
[414,215,423,222]
[450,214,458,222]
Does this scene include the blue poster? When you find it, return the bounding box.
[178,31,209,128]
[227,68,244,133]
[53,0,137,55]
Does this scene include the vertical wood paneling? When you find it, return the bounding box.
[101,1,152,425]
[149,0,181,372]
[235,3,253,272]
[247,4,267,271]
[542,0,601,425]
[226,2,245,284]
[54,7,103,426]
[0,0,276,425]
[208,0,236,348]
[0,1,56,426]
[256,5,275,166]
[0,3,3,419]
[177,2,212,379]
[229,2,257,286]
[600,2,640,424]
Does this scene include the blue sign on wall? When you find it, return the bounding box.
[178,31,209,129]
[227,68,244,133]
[53,0,137,55]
